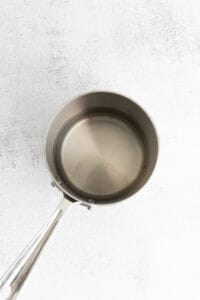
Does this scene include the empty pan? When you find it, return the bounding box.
[0,91,158,300]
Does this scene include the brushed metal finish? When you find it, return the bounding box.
[57,113,145,197]
[0,91,158,299]
[46,91,158,203]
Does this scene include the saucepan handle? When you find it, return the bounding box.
[0,197,74,300]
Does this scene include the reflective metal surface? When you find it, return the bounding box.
[0,91,158,300]
[57,113,145,198]
[46,91,158,203]
[0,198,73,300]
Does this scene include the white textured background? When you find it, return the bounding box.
[1,0,200,299]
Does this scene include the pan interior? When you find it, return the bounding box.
[55,113,145,199]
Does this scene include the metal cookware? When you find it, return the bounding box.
[0,91,158,300]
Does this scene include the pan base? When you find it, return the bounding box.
[56,113,145,199]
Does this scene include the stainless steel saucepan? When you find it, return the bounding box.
[0,91,158,300]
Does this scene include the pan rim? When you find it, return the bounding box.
[44,90,159,206]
